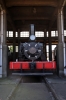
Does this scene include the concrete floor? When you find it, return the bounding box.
[0,75,54,100]
[0,75,66,100]
[10,83,53,100]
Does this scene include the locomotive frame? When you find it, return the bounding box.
[9,24,56,75]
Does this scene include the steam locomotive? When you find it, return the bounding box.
[10,24,56,75]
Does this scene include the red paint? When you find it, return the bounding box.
[10,62,21,69]
[10,61,56,70]
[22,62,29,69]
[36,62,43,69]
[44,61,56,69]
[10,62,29,69]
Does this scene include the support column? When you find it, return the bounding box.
[18,29,20,58]
[57,8,64,75]
[13,31,16,61]
[49,30,52,61]
[1,9,7,77]
[8,31,9,37]
[0,11,1,44]
[0,10,2,78]
[18,29,20,47]
[44,29,47,58]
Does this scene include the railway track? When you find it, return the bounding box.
[7,76,57,100]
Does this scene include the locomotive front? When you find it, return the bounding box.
[10,24,56,75]
[19,42,44,61]
[19,24,46,61]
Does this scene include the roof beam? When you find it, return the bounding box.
[13,16,49,20]
[0,0,16,30]
[58,0,66,9]
[6,0,57,7]
[48,0,66,30]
